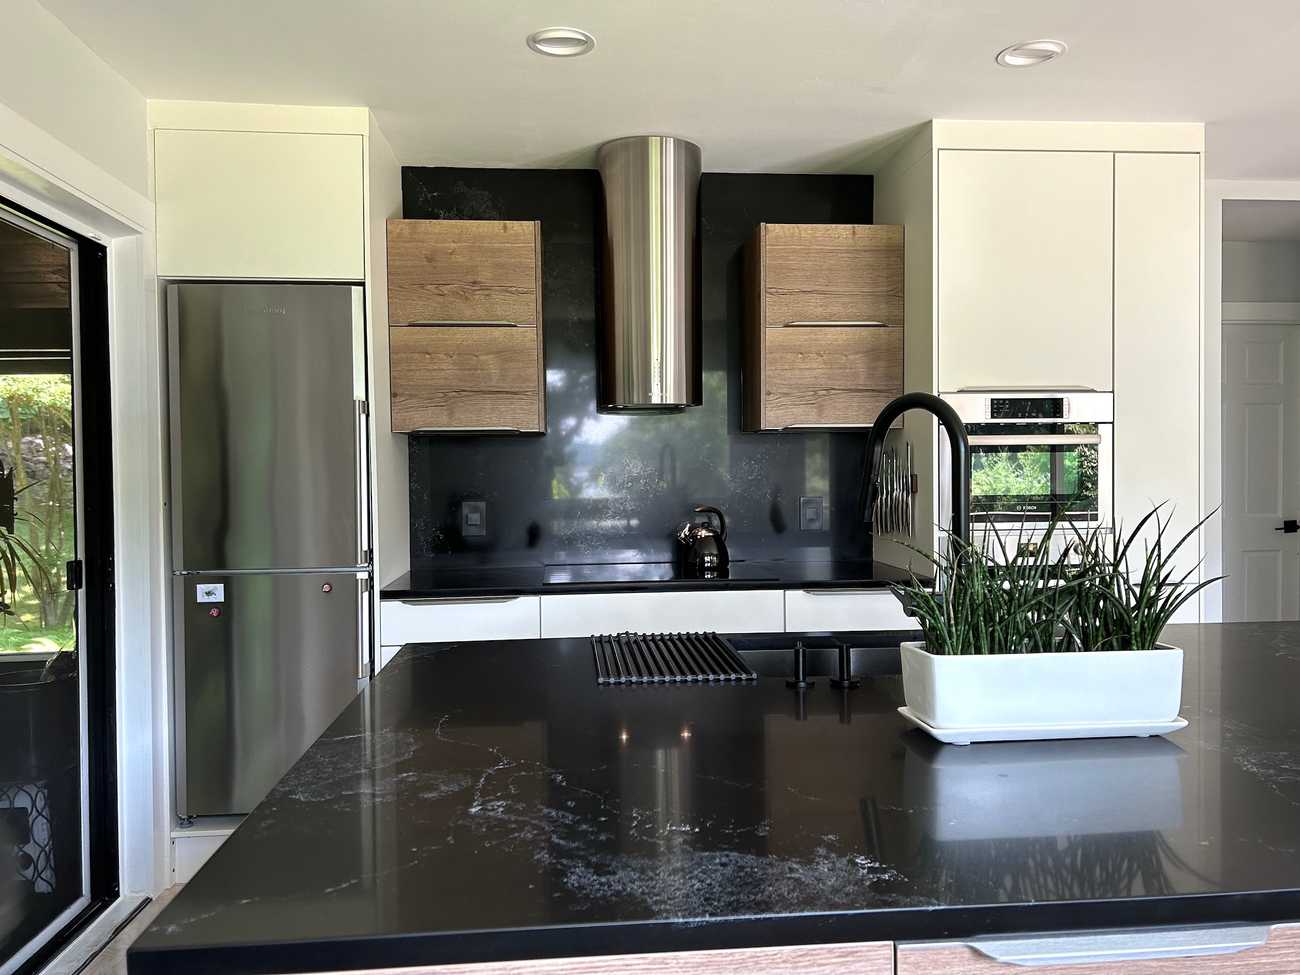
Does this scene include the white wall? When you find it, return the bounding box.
[0,8,167,897]
[366,113,409,587]
[0,0,148,196]
[1222,240,1300,301]
[871,123,937,571]
[1204,181,1300,622]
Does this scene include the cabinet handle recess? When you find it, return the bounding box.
[397,596,523,606]
[955,385,1101,393]
[953,924,1272,967]
[774,320,890,327]
[405,320,531,327]
[801,588,883,595]
[409,427,528,434]
[780,423,870,430]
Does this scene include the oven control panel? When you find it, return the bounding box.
[988,396,1067,420]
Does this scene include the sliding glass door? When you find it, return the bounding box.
[0,205,90,974]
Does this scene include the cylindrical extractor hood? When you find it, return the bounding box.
[596,135,702,412]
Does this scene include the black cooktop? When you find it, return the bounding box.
[380,560,921,599]
[542,562,779,587]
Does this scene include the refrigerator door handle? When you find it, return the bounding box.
[357,574,372,683]
[351,286,374,680]
[355,398,371,569]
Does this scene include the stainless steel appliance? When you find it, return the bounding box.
[674,505,730,577]
[167,283,370,818]
[940,390,1113,551]
[596,135,702,412]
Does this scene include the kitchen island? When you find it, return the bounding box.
[129,624,1300,973]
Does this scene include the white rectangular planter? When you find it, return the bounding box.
[900,641,1184,729]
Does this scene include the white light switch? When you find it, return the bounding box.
[196,583,225,603]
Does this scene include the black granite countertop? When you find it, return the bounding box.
[381,559,920,599]
[130,623,1300,974]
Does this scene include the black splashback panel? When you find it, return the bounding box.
[404,168,875,568]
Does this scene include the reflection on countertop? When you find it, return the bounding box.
[129,623,1300,975]
[381,558,923,599]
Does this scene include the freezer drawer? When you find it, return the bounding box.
[175,573,363,817]
[784,589,915,632]
[539,590,784,639]
[380,595,541,646]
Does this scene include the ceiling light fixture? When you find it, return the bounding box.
[995,38,1068,68]
[527,27,596,58]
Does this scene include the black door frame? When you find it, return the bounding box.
[1,194,119,975]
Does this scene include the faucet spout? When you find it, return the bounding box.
[862,392,971,546]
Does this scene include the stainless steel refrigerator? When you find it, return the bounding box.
[167,283,371,818]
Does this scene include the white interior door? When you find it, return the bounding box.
[1223,322,1300,621]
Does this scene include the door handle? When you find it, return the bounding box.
[1276,519,1299,534]
[955,923,1272,966]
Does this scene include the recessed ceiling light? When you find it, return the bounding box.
[995,39,1068,68]
[527,27,595,58]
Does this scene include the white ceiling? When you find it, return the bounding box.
[1223,200,1300,241]
[37,0,1300,178]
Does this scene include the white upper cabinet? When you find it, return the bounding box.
[154,129,365,280]
[1113,152,1201,620]
[937,149,1114,392]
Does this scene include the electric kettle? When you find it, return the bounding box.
[675,505,730,577]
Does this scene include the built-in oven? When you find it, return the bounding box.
[941,390,1113,551]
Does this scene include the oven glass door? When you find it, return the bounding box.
[968,423,1103,525]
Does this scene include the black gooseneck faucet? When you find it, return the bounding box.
[861,392,972,547]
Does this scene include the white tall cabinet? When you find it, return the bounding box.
[937,150,1114,393]
[1114,152,1202,618]
[148,100,407,882]
[874,122,1204,619]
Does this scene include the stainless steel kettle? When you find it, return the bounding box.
[675,505,730,577]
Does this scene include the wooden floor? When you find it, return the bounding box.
[80,887,181,975]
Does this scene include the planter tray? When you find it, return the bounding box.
[898,706,1188,746]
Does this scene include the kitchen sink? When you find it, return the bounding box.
[729,632,917,679]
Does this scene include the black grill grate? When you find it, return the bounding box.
[592,632,757,685]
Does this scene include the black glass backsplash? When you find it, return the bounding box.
[405,168,875,568]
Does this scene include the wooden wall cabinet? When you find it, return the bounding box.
[386,219,545,433]
[744,223,904,431]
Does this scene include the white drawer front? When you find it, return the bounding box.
[540,590,785,639]
[784,589,913,632]
[380,596,541,646]
[378,645,403,670]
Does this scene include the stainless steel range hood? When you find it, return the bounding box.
[597,136,702,412]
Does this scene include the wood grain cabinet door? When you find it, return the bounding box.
[762,223,903,327]
[389,325,542,433]
[762,325,903,429]
[897,923,1300,975]
[387,219,541,326]
[744,223,904,431]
